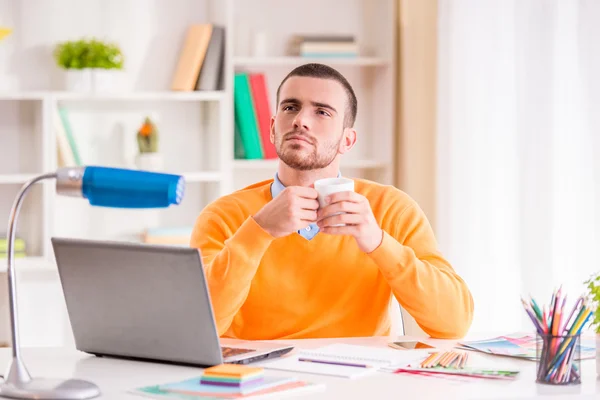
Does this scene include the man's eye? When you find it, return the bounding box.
[283,105,297,111]
[317,110,331,117]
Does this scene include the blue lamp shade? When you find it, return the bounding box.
[81,166,184,208]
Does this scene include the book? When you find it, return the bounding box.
[54,106,76,167]
[248,73,277,159]
[234,123,246,159]
[171,24,213,91]
[234,73,263,159]
[58,107,82,165]
[195,25,225,91]
[288,34,357,57]
[456,332,596,361]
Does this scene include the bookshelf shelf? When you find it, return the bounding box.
[233,57,390,67]
[233,159,389,169]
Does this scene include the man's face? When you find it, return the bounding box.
[271,76,349,171]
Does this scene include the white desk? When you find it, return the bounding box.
[1,336,598,400]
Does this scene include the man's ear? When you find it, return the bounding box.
[338,127,357,154]
[270,116,275,144]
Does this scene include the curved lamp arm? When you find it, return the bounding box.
[6,173,56,370]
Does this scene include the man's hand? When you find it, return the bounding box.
[316,191,383,253]
[253,186,319,238]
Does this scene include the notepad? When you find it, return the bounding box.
[257,343,429,379]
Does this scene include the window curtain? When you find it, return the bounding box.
[437,0,600,334]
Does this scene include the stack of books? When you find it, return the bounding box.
[288,34,358,58]
[131,363,325,399]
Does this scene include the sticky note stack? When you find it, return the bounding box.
[200,364,265,388]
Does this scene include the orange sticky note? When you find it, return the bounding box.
[203,363,264,378]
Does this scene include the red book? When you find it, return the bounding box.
[249,73,277,159]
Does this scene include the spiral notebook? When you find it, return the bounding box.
[257,344,429,379]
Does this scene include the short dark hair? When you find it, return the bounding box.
[276,63,358,128]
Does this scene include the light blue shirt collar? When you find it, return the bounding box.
[270,172,340,240]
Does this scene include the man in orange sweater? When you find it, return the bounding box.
[190,63,473,340]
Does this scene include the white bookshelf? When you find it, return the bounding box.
[0,0,396,348]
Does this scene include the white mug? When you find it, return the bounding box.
[314,177,355,226]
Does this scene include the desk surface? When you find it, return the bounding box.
[1,336,598,400]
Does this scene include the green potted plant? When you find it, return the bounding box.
[584,272,600,376]
[135,116,163,171]
[53,38,124,92]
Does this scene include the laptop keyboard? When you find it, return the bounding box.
[221,346,254,358]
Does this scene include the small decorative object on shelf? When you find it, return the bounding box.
[584,272,600,377]
[135,116,163,172]
[53,37,125,93]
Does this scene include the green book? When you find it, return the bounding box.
[234,122,246,159]
[234,73,264,159]
[58,107,82,166]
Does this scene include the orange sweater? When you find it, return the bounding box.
[190,179,473,339]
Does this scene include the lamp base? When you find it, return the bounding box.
[0,378,100,399]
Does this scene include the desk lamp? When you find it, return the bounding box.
[1,166,185,399]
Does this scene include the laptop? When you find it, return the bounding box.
[50,237,294,367]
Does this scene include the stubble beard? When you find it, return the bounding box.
[275,130,343,171]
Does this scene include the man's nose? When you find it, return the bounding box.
[292,110,310,131]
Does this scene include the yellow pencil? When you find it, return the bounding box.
[420,352,438,368]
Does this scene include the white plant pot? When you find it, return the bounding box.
[92,69,123,93]
[135,153,164,172]
[65,69,93,92]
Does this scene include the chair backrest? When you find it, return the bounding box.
[389,297,428,337]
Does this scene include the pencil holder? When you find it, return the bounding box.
[535,333,581,385]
